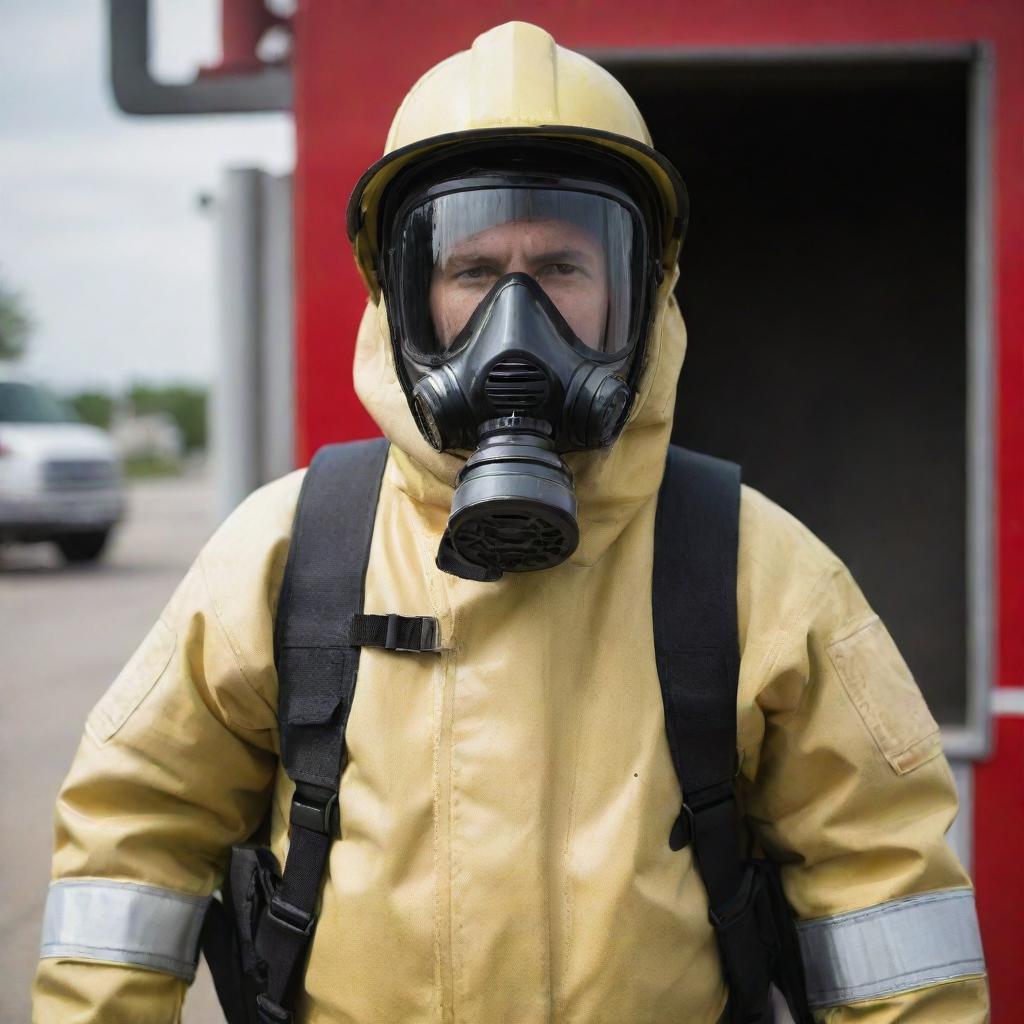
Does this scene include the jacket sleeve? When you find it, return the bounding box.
[736,487,989,1023]
[31,473,302,1024]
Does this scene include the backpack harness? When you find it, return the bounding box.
[200,438,813,1024]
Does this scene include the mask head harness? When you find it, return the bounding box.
[375,140,675,581]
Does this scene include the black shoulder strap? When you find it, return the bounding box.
[653,447,815,1024]
[275,438,390,792]
[653,444,744,910]
[258,438,390,1022]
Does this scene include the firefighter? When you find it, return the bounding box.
[33,22,988,1023]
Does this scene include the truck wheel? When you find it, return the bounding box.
[56,530,111,563]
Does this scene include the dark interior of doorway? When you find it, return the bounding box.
[607,57,969,726]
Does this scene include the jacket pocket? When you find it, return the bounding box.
[827,616,942,775]
[86,619,176,743]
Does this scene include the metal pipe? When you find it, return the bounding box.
[107,0,291,115]
[214,168,264,520]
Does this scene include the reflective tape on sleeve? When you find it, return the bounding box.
[797,887,986,1008]
[39,878,210,981]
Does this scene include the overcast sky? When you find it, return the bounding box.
[0,0,294,393]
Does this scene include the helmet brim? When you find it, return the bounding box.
[347,126,689,301]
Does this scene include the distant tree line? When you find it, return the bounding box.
[0,273,32,360]
[0,271,208,453]
[69,384,208,451]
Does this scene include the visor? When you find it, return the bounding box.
[390,184,644,359]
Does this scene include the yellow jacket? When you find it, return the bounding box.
[34,22,987,1024]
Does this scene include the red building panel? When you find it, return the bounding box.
[291,1,1024,1013]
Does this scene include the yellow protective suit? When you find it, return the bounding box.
[34,22,988,1024]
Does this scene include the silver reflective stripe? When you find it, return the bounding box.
[798,887,986,1008]
[40,879,210,981]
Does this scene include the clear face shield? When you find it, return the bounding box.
[392,187,639,359]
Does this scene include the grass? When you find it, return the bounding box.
[122,454,182,479]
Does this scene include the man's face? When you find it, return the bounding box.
[429,218,609,350]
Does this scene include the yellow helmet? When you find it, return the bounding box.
[346,21,688,300]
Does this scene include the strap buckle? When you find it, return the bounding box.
[706,861,760,930]
[289,783,340,837]
[669,802,696,851]
[267,892,317,938]
[256,992,294,1023]
[669,782,737,852]
[384,613,441,653]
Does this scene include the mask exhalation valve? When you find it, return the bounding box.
[436,416,579,582]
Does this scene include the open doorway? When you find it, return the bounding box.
[605,51,988,740]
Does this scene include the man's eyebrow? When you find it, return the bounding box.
[446,250,494,266]
[441,245,594,268]
[531,247,591,264]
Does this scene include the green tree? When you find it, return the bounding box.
[127,382,208,451]
[0,274,33,360]
[69,391,115,430]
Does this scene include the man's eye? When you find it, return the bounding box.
[542,263,580,277]
[454,266,492,281]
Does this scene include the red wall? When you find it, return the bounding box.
[291,1,1024,1014]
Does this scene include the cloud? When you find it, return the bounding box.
[0,0,294,393]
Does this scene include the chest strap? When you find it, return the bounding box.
[349,613,441,652]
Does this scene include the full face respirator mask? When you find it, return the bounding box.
[373,144,678,581]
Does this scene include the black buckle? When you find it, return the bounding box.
[256,992,293,1023]
[267,892,317,938]
[669,803,695,851]
[707,862,759,930]
[669,783,737,852]
[289,784,339,837]
[383,613,441,653]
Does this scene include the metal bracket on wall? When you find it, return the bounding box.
[108,0,292,115]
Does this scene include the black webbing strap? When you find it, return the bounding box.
[258,438,390,1023]
[653,448,814,1024]
[652,445,744,914]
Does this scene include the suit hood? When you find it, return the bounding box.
[353,267,685,566]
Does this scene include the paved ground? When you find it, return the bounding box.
[0,470,223,1023]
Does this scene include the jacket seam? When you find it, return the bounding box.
[48,878,208,903]
[797,886,974,928]
[197,550,277,725]
[888,728,942,761]
[748,560,846,712]
[827,613,878,648]
[39,942,194,971]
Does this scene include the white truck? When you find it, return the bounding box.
[0,368,125,563]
